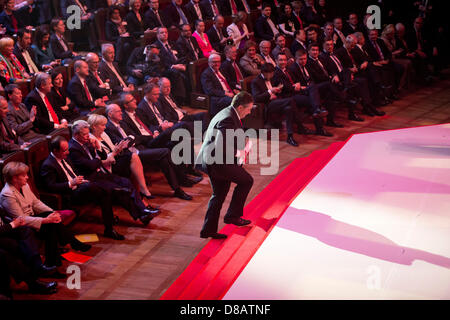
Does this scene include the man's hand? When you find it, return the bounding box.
[133,69,143,78]
[160,120,173,131]
[225,92,234,97]
[172,64,186,72]
[293,83,301,91]
[69,176,84,187]
[360,61,368,69]
[29,105,37,122]
[43,212,61,224]
[20,142,31,150]
[331,75,340,83]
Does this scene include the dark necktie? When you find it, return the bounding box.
[166,44,176,62]
[188,39,199,60]
[330,54,343,72]
[233,61,243,82]
[61,160,76,179]
[373,41,384,60]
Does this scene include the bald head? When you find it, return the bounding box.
[86,53,100,72]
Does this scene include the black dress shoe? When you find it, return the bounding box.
[139,212,155,226]
[315,128,333,137]
[103,229,125,240]
[28,280,58,295]
[297,126,314,135]
[144,205,160,214]
[41,270,67,279]
[326,120,344,128]
[286,135,299,147]
[38,265,57,277]
[71,240,92,252]
[180,176,202,187]
[224,217,251,226]
[200,232,228,239]
[174,188,193,200]
[348,113,364,122]
[140,192,155,200]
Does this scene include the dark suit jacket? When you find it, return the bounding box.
[175,36,204,64]
[255,15,277,41]
[0,118,22,155]
[105,120,127,146]
[200,0,222,19]
[49,33,73,60]
[105,20,121,42]
[143,8,170,30]
[66,74,97,114]
[40,154,77,194]
[217,0,245,16]
[335,47,356,69]
[195,105,243,173]
[364,38,392,62]
[86,70,111,98]
[126,46,146,76]
[291,40,307,56]
[220,59,242,90]
[0,7,29,36]
[319,51,343,78]
[183,1,206,24]
[201,67,228,98]
[306,56,330,83]
[125,11,146,39]
[98,60,127,96]
[136,98,164,133]
[272,67,297,98]
[68,138,103,177]
[23,89,59,134]
[157,94,185,123]
[206,25,229,53]
[153,39,181,69]
[288,62,312,87]
[350,44,371,66]
[163,3,188,28]
[250,74,273,104]
[343,23,362,36]
[13,44,38,74]
[118,111,155,150]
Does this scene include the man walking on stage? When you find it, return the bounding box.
[196,92,254,239]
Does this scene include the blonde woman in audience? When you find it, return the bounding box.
[0,37,31,84]
[226,11,253,50]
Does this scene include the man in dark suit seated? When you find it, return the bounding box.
[343,13,363,36]
[200,0,222,20]
[217,0,247,16]
[175,23,205,65]
[184,0,206,24]
[291,29,308,57]
[273,53,331,137]
[144,0,171,32]
[98,44,135,98]
[153,27,188,105]
[67,60,107,116]
[306,42,364,124]
[335,35,385,117]
[105,103,196,200]
[220,45,244,93]
[67,120,160,236]
[251,63,300,147]
[196,92,254,239]
[201,53,236,117]
[49,18,79,64]
[13,29,41,75]
[24,72,69,135]
[158,77,209,135]
[0,96,30,156]
[255,3,280,41]
[0,0,33,36]
[85,53,112,100]
[164,0,190,28]
[206,15,231,53]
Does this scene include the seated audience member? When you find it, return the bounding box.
[251,63,300,147]
[24,72,69,134]
[175,23,204,64]
[0,37,31,85]
[49,18,79,64]
[291,29,308,55]
[381,24,413,91]
[207,15,232,53]
[5,84,44,142]
[291,1,305,30]
[323,22,341,49]
[152,27,188,105]
[200,0,222,20]
[0,162,91,267]
[126,44,162,86]
[201,53,235,116]
[0,216,59,297]
[87,114,155,199]
[164,0,190,28]
[105,5,135,68]
[343,12,362,36]
[126,0,150,39]
[405,17,434,80]
[67,60,107,115]
[85,53,112,100]
[301,0,322,26]
[272,34,294,63]
[255,3,280,41]
[158,77,209,134]
[98,44,135,98]
[49,68,79,122]
[306,26,322,50]
[0,96,30,155]
[226,11,253,50]
[278,3,300,37]
[333,17,347,48]
[192,20,215,58]
[31,28,61,72]
[105,103,195,200]
[0,0,33,36]
[13,29,40,75]
[259,41,276,67]
[184,0,205,25]
[239,40,264,77]
[144,0,170,31]
[273,53,330,137]
[220,45,244,93]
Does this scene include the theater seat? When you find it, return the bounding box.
[94,8,114,46]
[188,58,210,110]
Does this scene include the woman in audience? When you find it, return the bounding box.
[5,84,44,142]
[126,0,147,39]
[381,24,413,90]
[48,68,79,122]
[0,162,91,267]
[239,40,263,76]
[105,5,135,67]
[226,11,253,50]
[0,37,31,85]
[87,114,155,200]
[192,20,215,58]
[278,3,301,37]
[31,28,60,71]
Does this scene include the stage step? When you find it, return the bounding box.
[160,141,346,300]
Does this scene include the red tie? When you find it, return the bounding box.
[83,80,93,102]
[11,15,18,33]
[283,69,294,85]
[216,71,232,93]
[230,0,238,14]
[295,14,303,29]
[44,95,60,125]
[233,62,242,82]
[134,114,153,135]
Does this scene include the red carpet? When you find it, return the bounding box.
[160,140,347,300]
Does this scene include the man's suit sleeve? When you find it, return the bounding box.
[68,144,102,175]
[201,70,225,97]
[67,79,96,111]
[251,78,270,103]
[40,160,72,193]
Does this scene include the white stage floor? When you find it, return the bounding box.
[224,124,450,300]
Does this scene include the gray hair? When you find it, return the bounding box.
[353,32,364,40]
[259,40,271,48]
[102,43,114,55]
[208,53,221,62]
[106,103,121,118]
[87,114,107,129]
[72,120,90,136]
[395,23,405,31]
[346,34,357,45]
[35,72,51,89]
